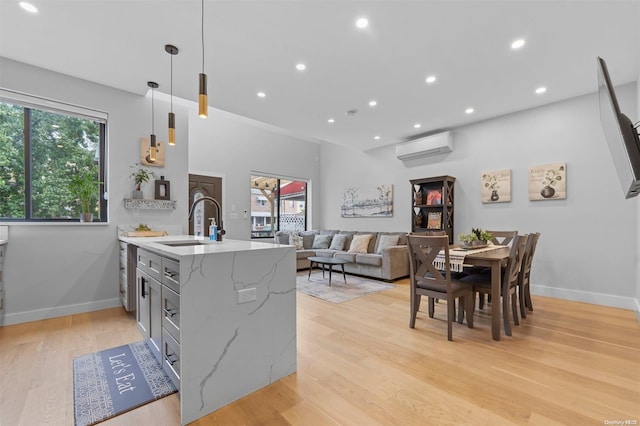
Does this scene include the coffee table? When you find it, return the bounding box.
[307,256,349,287]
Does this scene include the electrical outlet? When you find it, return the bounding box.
[237,287,257,304]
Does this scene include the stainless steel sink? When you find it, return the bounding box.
[160,241,207,247]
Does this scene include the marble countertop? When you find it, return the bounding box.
[118,234,290,258]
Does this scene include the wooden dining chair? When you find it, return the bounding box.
[518,232,540,318]
[407,235,474,341]
[461,234,527,336]
[486,230,518,246]
[477,230,518,308]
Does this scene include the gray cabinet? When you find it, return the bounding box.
[135,246,181,389]
[161,256,181,388]
[119,242,136,312]
[136,248,163,362]
[0,242,6,317]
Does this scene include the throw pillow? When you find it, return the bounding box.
[312,234,333,249]
[299,231,318,249]
[329,234,348,251]
[376,234,400,254]
[348,234,372,254]
[289,234,303,250]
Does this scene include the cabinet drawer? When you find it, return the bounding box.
[162,329,181,388]
[137,249,162,282]
[162,285,180,343]
[161,257,180,294]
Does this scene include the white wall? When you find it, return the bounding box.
[187,110,321,240]
[321,84,639,312]
[0,58,189,325]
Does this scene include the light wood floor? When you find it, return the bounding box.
[1,278,639,425]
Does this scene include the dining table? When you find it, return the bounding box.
[460,246,512,341]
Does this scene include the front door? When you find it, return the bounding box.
[188,174,223,237]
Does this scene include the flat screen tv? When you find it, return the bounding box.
[597,56,640,199]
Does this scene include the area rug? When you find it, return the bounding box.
[73,340,177,426]
[296,272,395,303]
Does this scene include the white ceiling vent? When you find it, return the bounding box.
[395,131,453,162]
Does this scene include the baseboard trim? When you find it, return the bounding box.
[1,298,122,326]
[532,284,640,321]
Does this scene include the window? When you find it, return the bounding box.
[250,175,307,238]
[0,91,107,222]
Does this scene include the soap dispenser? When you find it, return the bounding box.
[208,217,218,241]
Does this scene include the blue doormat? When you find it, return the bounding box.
[73,340,177,426]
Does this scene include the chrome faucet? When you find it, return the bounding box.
[188,196,225,241]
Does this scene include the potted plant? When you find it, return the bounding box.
[69,170,102,222]
[130,163,156,199]
[471,228,493,245]
[458,232,478,247]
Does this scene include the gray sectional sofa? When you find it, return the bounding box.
[274,230,409,281]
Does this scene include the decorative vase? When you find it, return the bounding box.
[490,190,499,201]
[132,189,143,199]
[80,213,93,223]
[472,240,487,247]
[540,185,555,198]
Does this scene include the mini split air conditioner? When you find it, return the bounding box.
[395,131,453,162]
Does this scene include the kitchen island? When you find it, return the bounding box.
[118,234,297,425]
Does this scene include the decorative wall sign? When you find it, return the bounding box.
[140,137,166,167]
[481,169,511,203]
[341,184,393,218]
[529,162,566,200]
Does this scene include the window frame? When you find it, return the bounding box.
[0,88,108,223]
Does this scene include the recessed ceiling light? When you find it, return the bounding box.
[425,75,436,84]
[368,100,377,107]
[374,136,380,140]
[356,18,369,29]
[328,118,335,124]
[535,87,547,94]
[19,2,38,13]
[296,63,306,71]
[511,39,525,49]
[257,92,266,98]
[414,123,421,129]
[465,108,475,114]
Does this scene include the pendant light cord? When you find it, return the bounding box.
[151,87,155,133]
[201,0,205,73]
[170,54,173,112]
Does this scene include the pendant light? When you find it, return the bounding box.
[147,81,159,163]
[198,0,208,118]
[165,44,179,146]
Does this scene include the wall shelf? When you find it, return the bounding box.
[124,199,176,210]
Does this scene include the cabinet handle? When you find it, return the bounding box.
[164,271,176,278]
[164,353,176,366]
[141,276,147,298]
[163,308,175,317]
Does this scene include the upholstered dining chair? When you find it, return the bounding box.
[407,235,474,341]
[461,234,527,337]
[518,232,541,318]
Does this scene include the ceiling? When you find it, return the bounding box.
[1,1,638,151]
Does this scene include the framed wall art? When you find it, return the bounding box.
[341,184,393,218]
[140,137,166,167]
[481,169,511,203]
[529,162,566,200]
